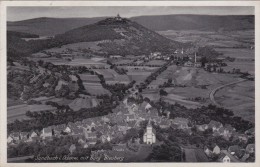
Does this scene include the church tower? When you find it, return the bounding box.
[143,119,156,144]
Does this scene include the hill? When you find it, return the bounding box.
[7,17,106,36]
[7,15,254,36]
[7,17,185,58]
[54,17,184,55]
[131,15,254,31]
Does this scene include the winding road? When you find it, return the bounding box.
[209,79,247,107]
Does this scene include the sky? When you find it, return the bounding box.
[7,6,254,21]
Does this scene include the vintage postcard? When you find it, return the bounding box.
[0,1,259,166]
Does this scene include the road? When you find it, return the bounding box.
[209,79,247,107]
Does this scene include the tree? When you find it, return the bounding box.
[160,89,168,96]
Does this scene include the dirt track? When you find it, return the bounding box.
[209,79,247,107]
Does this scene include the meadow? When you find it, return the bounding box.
[214,81,255,122]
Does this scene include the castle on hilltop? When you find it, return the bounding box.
[115,13,122,21]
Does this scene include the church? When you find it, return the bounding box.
[143,119,156,144]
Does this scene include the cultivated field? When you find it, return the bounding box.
[158,30,254,48]
[79,74,101,83]
[83,83,111,95]
[7,104,56,122]
[214,81,255,122]
[144,60,166,66]
[94,69,118,79]
[127,71,152,83]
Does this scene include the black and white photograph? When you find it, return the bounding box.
[1,1,258,164]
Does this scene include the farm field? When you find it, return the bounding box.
[7,98,25,107]
[112,59,134,65]
[7,104,56,122]
[94,69,118,79]
[223,61,255,75]
[106,75,131,85]
[215,48,254,59]
[141,90,160,101]
[79,74,101,83]
[29,56,109,68]
[214,81,255,122]
[165,87,210,100]
[162,94,201,109]
[83,83,111,95]
[159,30,254,48]
[127,71,151,83]
[68,97,99,111]
[144,60,166,66]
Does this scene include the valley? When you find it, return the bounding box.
[6,13,255,163]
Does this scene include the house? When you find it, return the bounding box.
[126,114,136,122]
[78,138,86,145]
[208,120,223,132]
[7,136,14,144]
[123,98,128,105]
[184,61,193,67]
[143,120,156,144]
[213,145,221,155]
[83,143,89,148]
[194,62,202,68]
[184,148,209,162]
[10,132,21,141]
[196,124,208,132]
[220,124,236,139]
[145,103,152,111]
[237,134,248,143]
[83,125,92,133]
[41,126,54,139]
[87,138,97,145]
[53,124,66,136]
[101,134,111,143]
[240,153,250,162]
[128,103,138,112]
[63,126,72,134]
[69,144,76,154]
[218,150,240,162]
[245,128,255,136]
[20,132,29,141]
[85,132,97,140]
[102,116,110,123]
[246,144,255,154]
[27,131,39,142]
[171,117,189,129]
[164,110,171,118]
[159,118,171,129]
[118,121,131,134]
[204,146,212,157]
[228,145,243,158]
[71,126,84,137]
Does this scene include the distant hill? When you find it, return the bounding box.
[131,15,254,31]
[7,15,254,36]
[7,17,106,36]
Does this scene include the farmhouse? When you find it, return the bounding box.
[171,117,189,129]
[218,150,240,163]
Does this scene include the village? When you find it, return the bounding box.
[7,91,255,162]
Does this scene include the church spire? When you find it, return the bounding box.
[147,119,152,127]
